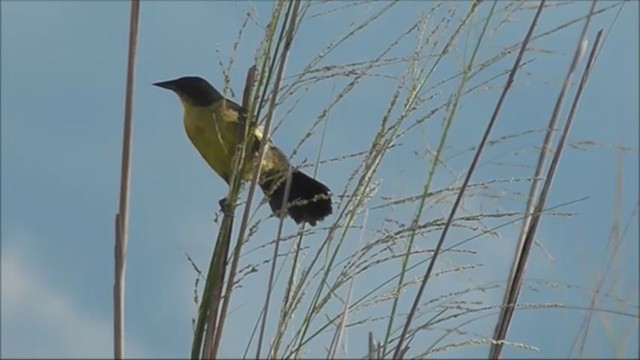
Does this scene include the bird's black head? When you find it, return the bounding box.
[153,76,223,106]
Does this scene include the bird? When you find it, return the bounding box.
[153,76,332,226]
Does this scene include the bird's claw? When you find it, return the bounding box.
[218,197,231,216]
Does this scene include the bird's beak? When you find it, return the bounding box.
[153,80,178,91]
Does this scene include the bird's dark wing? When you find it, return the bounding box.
[221,96,291,173]
[219,97,263,155]
[221,98,246,122]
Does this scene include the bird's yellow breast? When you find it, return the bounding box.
[181,99,289,184]
[182,102,242,182]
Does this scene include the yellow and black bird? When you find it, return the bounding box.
[153,76,332,226]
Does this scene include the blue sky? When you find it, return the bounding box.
[1,1,638,359]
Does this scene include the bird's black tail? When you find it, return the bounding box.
[260,170,332,226]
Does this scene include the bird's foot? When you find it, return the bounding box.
[218,197,231,216]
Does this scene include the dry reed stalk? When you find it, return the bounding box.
[489,1,600,357]
[113,1,140,359]
[255,2,303,357]
[392,1,548,358]
[197,67,258,360]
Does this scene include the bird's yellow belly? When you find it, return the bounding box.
[183,107,241,182]
[182,104,287,184]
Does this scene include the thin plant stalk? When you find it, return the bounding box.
[210,1,302,357]
[211,5,288,357]
[270,105,331,356]
[572,93,622,357]
[573,108,621,356]
[114,1,140,358]
[193,67,257,360]
[202,120,251,358]
[488,10,602,355]
[392,1,547,357]
[328,210,368,359]
[209,2,289,356]
[200,194,236,359]
[382,0,489,354]
[190,3,284,356]
[287,19,433,357]
[257,167,293,359]
[255,2,303,357]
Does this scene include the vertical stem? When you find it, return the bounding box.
[214,0,301,357]
[257,167,293,359]
[114,1,140,359]
[391,1,546,357]
[489,1,598,358]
